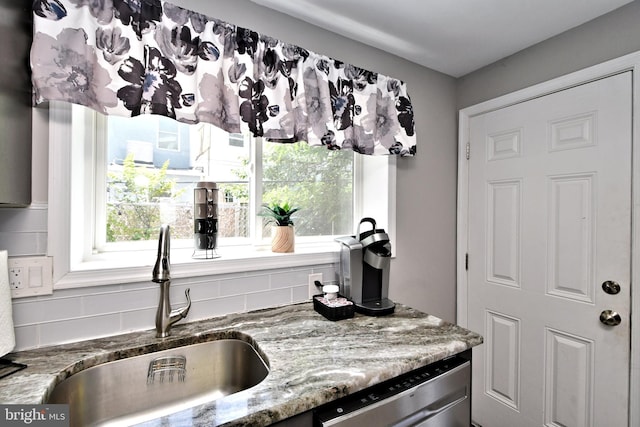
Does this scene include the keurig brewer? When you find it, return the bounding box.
[335,218,395,316]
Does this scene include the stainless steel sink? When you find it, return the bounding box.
[46,339,269,426]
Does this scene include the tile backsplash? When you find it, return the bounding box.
[0,205,48,257]
[11,263,337,351]
[2,204,338,351]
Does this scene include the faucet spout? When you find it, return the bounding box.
[152,224,191,338]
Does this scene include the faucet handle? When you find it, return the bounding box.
[170,288,191,321]
[183,288,191,312]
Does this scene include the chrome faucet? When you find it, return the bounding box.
[153,224,191,338]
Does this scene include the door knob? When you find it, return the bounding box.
[600,310,622,326]
[602,280,621,295]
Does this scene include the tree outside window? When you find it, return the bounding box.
[261,142,353,238]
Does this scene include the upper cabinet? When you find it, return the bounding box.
[0,0,32,206]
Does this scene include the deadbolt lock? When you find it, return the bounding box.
[602,280,621,295]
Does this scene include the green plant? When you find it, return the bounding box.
[259,202,300,226]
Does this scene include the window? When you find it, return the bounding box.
[48,102,396,287]
[101,114,253,249]
[100,112,354,248]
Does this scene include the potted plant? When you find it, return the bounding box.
[260,202,300,253]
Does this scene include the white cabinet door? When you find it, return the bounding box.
[467,72,632,427]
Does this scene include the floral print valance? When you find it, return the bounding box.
[30,0,416,156]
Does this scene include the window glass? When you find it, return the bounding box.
[102,114,353,247]
[261,141,353,238]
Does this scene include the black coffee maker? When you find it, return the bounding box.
[335,218,395,316]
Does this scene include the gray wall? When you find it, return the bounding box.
[5,0,458,350]
[180,0,459,322]
[457,0,640,109]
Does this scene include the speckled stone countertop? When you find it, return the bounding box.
[0,302,482,426]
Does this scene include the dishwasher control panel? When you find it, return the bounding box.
[314,350,471,426]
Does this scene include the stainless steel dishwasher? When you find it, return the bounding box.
[313,350,471,427]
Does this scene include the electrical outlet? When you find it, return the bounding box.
[8,256,53,298]
[9,267,24,289]
[308,273,323,299]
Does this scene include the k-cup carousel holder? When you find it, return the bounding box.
[192,181,220,259]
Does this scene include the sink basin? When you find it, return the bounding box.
[46,339,269,426]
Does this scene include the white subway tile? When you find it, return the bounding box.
[120,307,156,333]
[270,269,311,289]
[0,232,47,257]
[314,265,339,283]
[12,296,83,325]
[291,284,310,303]
[39,313,121,347]
[119,281,157,292]
[246,288,291,311]
[83,288,157,315]
[13,324,39,352]
[188,296,245,321]
[7,258,338,349]
[11,301,44,326]
[0,206,47,232]
[219,275,269,297]
[181,280,219,300]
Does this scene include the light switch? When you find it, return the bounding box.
[28,266,43,288]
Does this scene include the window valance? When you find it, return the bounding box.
[31,0,416,156]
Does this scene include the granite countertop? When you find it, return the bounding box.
[0,302,483,426]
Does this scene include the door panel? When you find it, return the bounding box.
[485,310,520,409]
[547,174,595,302]
[487,180,521,288]
[467,72,632,427]
[544,328,594,426]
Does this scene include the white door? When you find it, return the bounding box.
[467,72,632,427]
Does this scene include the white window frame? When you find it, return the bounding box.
[47,101,396,289]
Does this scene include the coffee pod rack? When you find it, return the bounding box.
[192,181,220,259]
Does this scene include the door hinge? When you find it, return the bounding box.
[465,142,470,160]
[465,253,469,271]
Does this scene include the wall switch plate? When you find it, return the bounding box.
[8,256,53,299]
[308,273,323,299]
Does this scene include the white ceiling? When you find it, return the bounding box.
[249,0,633,77]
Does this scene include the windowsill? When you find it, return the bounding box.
[54,242,340,290]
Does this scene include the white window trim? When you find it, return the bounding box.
[47,101,396,289]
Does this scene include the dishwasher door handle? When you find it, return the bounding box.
[316,361,471,427]
[395,388,468,427]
